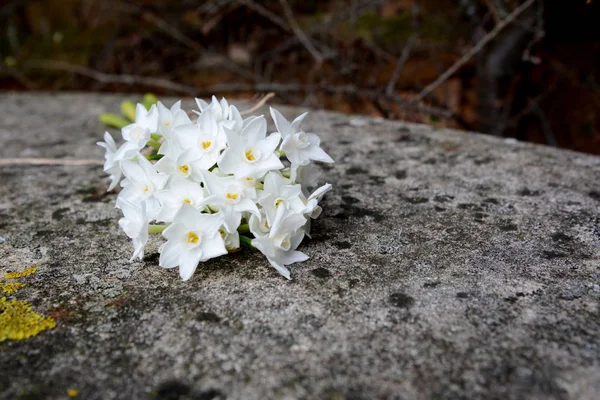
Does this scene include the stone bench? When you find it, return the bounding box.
[1,93,599,399]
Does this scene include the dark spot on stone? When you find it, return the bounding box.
[401,196,428,204]
[434,206,446,212]
[346,166,367,175]
[457,203,483,211]
[456,292,470,299]
[51,207,69,220]
[342,196,360,205]
[504,296,518,304]
[474,157,494,165]
[395,170,407,179]
[551,232,573,242]
[339,139,351,145]
[516,292,526,297]
[424,158,437,165]
[519,187,541,196]
[588,191,600,201]
[196,389,223,400]
[397,126,411,133]
[155,380,190,400]
[197,312,221,323]
[348,278,360,288]
[423,281,440,288]
[143,252,160,264]
[498,222,518,232]
[369,175,385,185]
[334,204,385,222]
[542,251,567,259]
[311,267,331,278]
[433,195,454,203]
[473,212,486,220]
[484,198,500,205]
[341,184,353,189]
[333,241,352,249]
[389,292,415,308]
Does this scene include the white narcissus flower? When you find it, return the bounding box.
[218,116,283,179]
[157,100,192,139]
[119,155,169,215]
[117,198,149,260]
[258,171,305,226]
[159,204,227,280]
[154,177,211,223]
[201,171,260,233]
[270,107,334,180]
[174,111,226,171]
[252,206,308,279]
[96,132,122,191]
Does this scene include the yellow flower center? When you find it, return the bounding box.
[245,150,255,161]
[202,141,212,150]
[178,164,189,174]
[183,198,191,204]
[226,193,238,200]
[275,199,283,207]
[187,232,199,244]
[143,185,149,193]
[219,229,226,238]
[164,121,171,127]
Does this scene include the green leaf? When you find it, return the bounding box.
[99,113,130,129]
[142,93,159,110]
[120,101,136,122]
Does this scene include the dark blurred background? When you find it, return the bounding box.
[1,0,599,153]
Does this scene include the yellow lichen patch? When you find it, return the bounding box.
[4,265,37,279]
[0,282,26,294]
[0,297,56,342]
[67,388,79,397]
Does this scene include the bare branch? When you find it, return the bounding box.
[25,60,198,95]
[278,0,324,64]
[412,0,537,103]
[386,35,419,97]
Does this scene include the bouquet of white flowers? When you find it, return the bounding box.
[98,97,334,280]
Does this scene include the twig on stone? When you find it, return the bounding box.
[240,93,276,116]
[412,0,537,103]
[0,158,103,166]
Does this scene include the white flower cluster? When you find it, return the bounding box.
[98,97,334,280]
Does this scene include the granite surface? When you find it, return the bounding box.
[1,92,600,400]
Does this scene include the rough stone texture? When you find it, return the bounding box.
[1,92,600,400]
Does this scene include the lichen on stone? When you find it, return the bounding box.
[4,265,37,279]
[0,282,26,294]
[0,297,56,342]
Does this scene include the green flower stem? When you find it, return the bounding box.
[239,235,254,249]
[237,224,250,233]
[145,153,164,161]
[99,113,130,129]
[150,133,162,141]
[120,101,136,122]
[275,150,286,158]
[281,170,291,179]
[147,140,162,150]
[148,224,167,234]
